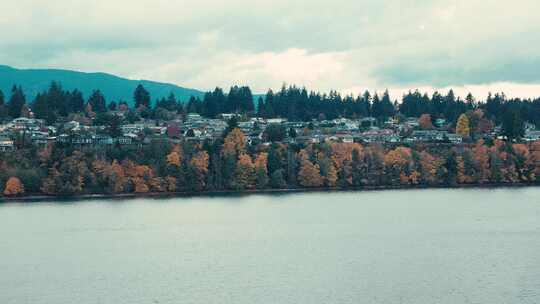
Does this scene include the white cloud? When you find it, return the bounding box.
[1,0,539,98]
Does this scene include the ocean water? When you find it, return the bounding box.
[0,188,539,304]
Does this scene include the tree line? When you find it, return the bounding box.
[1,83,539,130]
[2,126,540,197]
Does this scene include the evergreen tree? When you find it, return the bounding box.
[134,84,151,109]
[502,106,525,140]
[8,85,26,118]
[0,89,6,119]
[70,89,85,113]
[108,101,117,111]
[88,90,107,113]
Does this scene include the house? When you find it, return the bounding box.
[405,117,420,128]
[295,135,321,145]
[93,134,114,145]
[64,121,80,130]
[411,130,447,142]
[435,118,447,128]
[187,113,203,121]
[361,129,397,143]
[524,130,540,142]
[339,134,354,143]
[121,124,145,135]
[359,117,378,129]
[0,136,14,152]
[11,117,44,131]
[267,118,287,124]
[219,113,241,120]
[447,133,463,144]
[30,131,51,146]
[166,123,182,138]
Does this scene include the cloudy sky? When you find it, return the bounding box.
[2,0,540,99]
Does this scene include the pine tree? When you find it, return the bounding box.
[88,90,107,113]
[8,85,26,118]
[70,89,85,113]
[134,84,150,109]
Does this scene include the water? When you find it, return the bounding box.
[0,188,539,304]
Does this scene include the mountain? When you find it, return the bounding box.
[0,65,205,105]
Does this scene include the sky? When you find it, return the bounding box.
[1,0,540,100]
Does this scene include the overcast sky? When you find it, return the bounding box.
[2,0,540,99]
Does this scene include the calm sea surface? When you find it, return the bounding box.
[1,188,539,304]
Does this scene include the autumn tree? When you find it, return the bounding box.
[331,143,362,186]
[456,114,470,138]
[4,177,25,196]
[297,150,323,187]
[384,147,415,185]
[512,144,534,182]
[325,162,338,187]
[223,128,246,157]
[233,153,256,190]
[419,151,439,185]
[473,140,490,183]
[222,128,246,188]
[530,140,540,181]
[254,152,269,189]
[189,151,209,191]
[41,151,92,196]
[166,145,184,167]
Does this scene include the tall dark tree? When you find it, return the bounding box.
[70,89,85,113]
[379,90,395,119]
[32,93,51,122]
[88,90,107,113]
[46,82,68,116]
[8,85,26,118]
[502,105,525,140]
[226,86,253,113]
[134,84,151,109]
[0,89,7,119]
[108,101,118,111]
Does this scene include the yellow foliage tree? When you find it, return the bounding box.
[190,151,209,190]
[298,150,323,187]
[4,177,25,196]
[234,153,256,189]
[326,162,338,187]
[223,128,246,157]
[166,145,183,167]
[456,114,470,138]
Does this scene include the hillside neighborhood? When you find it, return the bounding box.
[1,110,540,153]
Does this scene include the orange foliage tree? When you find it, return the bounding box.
[384,147,416,185]
[297,150,323,187]
[223,128,246,157]
[254,152,269,189]
[190,151,209,190]
[166,145,184,167]
[4,177,25,196]
[234,153,256,190]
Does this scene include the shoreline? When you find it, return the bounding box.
[1,182,538,203]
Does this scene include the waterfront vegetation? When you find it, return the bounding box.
[1,83,540,197]
[1,129,540,197]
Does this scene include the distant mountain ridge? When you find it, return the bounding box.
[0,65,205,105]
